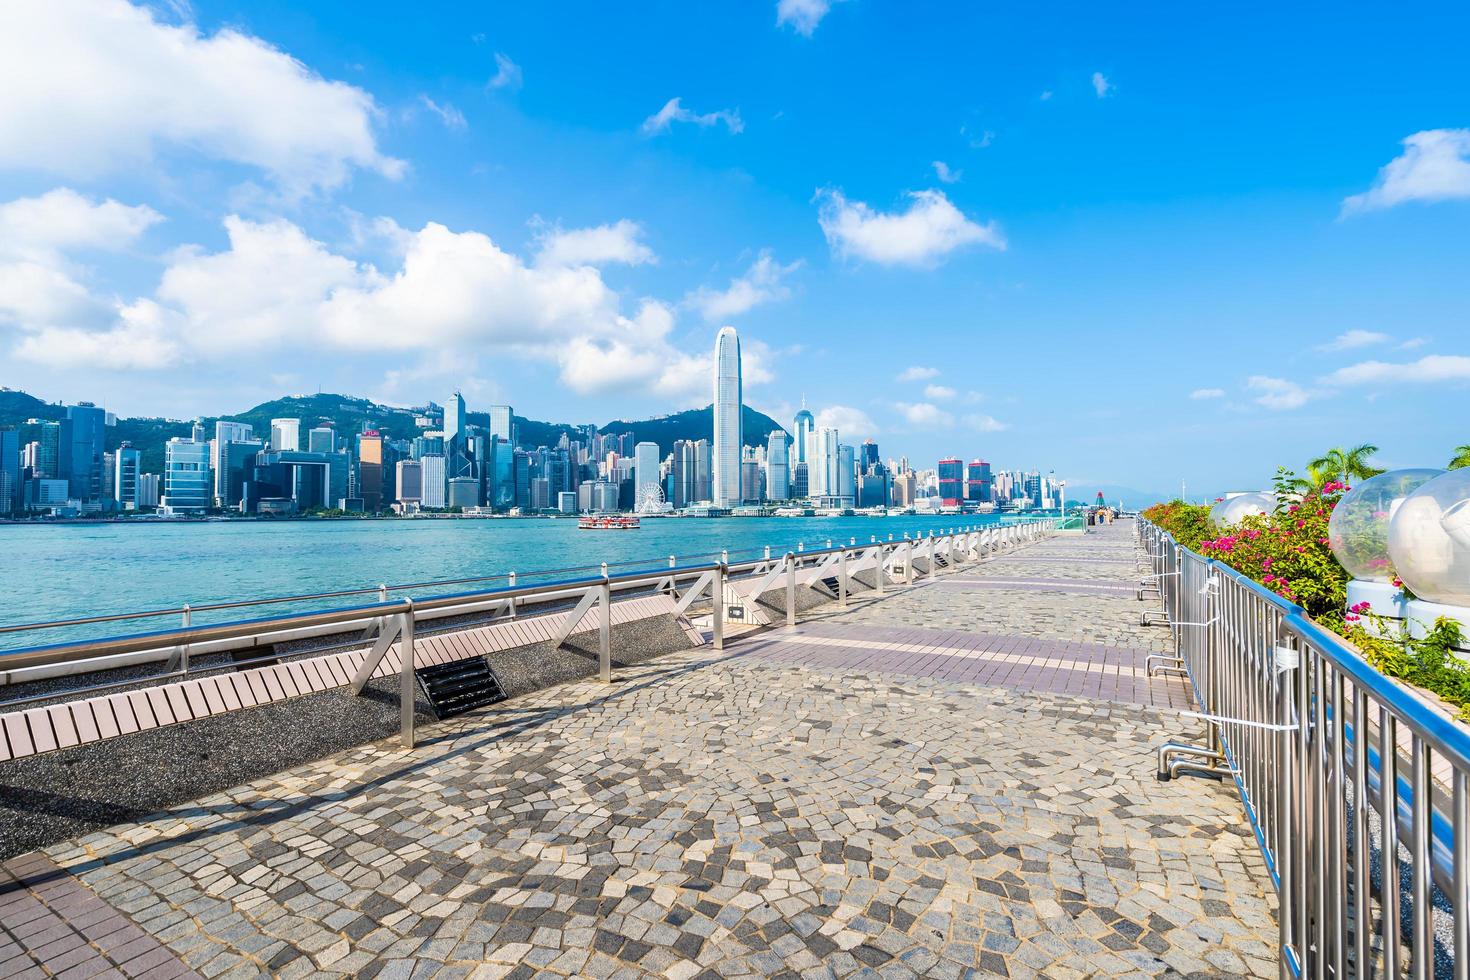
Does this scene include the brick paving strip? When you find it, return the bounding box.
[928,576,1140,596]
[738,622,1193,709]
[0,852,199,979]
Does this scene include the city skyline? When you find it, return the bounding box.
[0,2,1467,496]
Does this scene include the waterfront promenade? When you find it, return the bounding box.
[0,522,1277,979]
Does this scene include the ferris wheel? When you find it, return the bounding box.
[636,483,666,513]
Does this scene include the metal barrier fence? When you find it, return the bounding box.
[0,520,1062,748]
[1138,518,1470,980]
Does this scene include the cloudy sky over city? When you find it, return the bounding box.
[0,0,1466,495]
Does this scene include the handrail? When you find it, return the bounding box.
[0,521,1062,677]
[0,518,1040,640]
[1139,517,1470,978]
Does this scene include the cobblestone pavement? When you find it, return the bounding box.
[805,524,1172,654]
[6,521,1275,978]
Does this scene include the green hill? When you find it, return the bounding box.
[0,388,789,475]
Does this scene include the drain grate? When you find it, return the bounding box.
[417,657,506,719]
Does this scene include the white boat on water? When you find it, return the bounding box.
[773,506,813,517]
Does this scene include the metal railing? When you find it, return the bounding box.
[1139,518,1470,979]
[0,520,1062,749]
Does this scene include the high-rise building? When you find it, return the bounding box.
[66,403,108,502]
[419,454,447,508]
[966,459,992,503]
[308,427,336,454]
[137,473,161,508]
[860,440,879,470]
[0,428,19,513]
[793,404,814,466]
[810,426,840,499]
[358,431,385,511]
[212,421,255,506]
[488,405,514,445]
[444,391,466,446]
[937,458,964,506]
[711,326,743,508]
[765,431,790,501]
[161,437,212,515]
[113,445,141,509]
[270,418,301,452]
[837,444,856,506]
[396,460,423,503]
[633,441,662,511]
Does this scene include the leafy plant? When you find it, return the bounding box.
[1346,615,1470,721]
[1141,499,1215,550]
[1450,445,1470,470]
[1308,443,1384,485]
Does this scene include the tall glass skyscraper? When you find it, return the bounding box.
[765,431,790,501]
[711,326,742,508]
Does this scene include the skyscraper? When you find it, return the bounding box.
[811,426,840,500]
[765,431,790,501]
[634,441,662,511]
[488,405,514,445]
[270,418,301,452]
[114,445,141,509]
[66,403,108,502]
[837,444,856,506]
[711,326,743,508]
[161,437,212,515]
[937,459,964,506]
[213,421,254,506]
[793,404,814,465]
[0,428,19,514]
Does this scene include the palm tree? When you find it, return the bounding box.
[1450,445,1470,470]
[1308,444,1384,485]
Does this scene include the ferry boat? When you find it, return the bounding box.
[577,514,641,530]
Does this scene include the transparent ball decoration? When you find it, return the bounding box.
[1387,468,1470,606]
[1209,491,1276,526]
[1328,468,1445,582]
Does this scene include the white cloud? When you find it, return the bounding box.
[0,188,163,333]
[815,188,1005,266]
[1040,90,1053,101]
[1189,387,1225,400]
[1091,72,1112,98]
[1318,329,1390,351]
[963,413,1007,432]
[894,401,955,428]
[0,0,403,195]
[534,220,656,268]
[684,250,801,322]
[9,209,761,401]
[814,405,877,440]
[1247,375,1310,410]
[923,384,956,400]
[1321,354,1470,386]
[932,161,962,184]
[777,0,837,36]
[641,97,743,136]
[897,366,940,382]
[1400,337,1427,349]
[419,96,466,131]
[487,52,522,91]
[1343,129,1470,214]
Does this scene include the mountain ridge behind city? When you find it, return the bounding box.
[0,387,790,476]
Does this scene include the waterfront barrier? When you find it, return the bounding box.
[0,520,1062,763]
[1140,518,1470,979]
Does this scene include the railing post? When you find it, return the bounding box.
[400,601,415,749]
[174,604,192,676]
[874,543,886,596]
[786,553,797,626]
[927,533,936,579]
[905,538,915,585]
[712,563,725,650]
[599,578,612,683]
[838,547,849,608]
[508,571,517,617]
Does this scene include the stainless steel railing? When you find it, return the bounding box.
[0,521,1062,746]
[1139,518,1470,979]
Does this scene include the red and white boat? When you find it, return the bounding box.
[577,514,641,530]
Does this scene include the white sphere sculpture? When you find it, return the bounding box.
[1387,469,1470,606]
[1328,468,1445,583]
[1209,491,1276,527]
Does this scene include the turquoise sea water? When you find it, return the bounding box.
[0,513,1028,652]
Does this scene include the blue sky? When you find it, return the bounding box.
[0,0,1467,498]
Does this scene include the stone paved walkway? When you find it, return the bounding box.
[1,521,1277,979]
